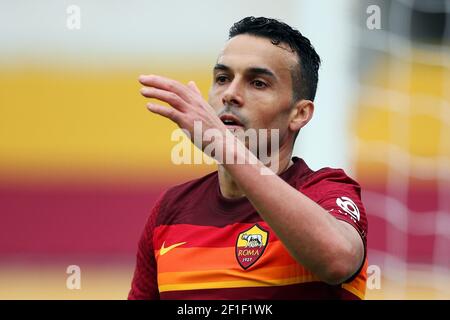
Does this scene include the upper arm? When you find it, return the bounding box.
[305,169,368,282]
[318,193,367,282]
[337,219,365,279]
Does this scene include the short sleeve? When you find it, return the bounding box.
[128,195,164,300]
[302,168,368,247]
[301,168,368,283]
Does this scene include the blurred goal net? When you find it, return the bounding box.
[354,0,450,299]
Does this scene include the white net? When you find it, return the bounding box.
[355,0,450,299]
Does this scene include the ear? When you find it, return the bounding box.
[289,99,314,133]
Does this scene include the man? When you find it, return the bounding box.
[129,16,368,300]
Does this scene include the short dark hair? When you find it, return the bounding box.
[229,16,321,101]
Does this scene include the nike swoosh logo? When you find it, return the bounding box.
[159,241,187,256]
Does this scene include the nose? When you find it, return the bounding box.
[222,78,244,107]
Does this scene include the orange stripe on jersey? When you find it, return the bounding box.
[158,261,367,298]
[342,258,368,299]
[158,263,315,284]
[158,265,320,293]
[153,222,280,249]
[155,240,296,272]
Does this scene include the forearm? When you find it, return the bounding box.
[222,137,360,284]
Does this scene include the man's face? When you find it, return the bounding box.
[208,34,300,147]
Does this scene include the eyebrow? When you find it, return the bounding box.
[213,63,277,80]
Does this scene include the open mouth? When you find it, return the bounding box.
[220,114,244,128]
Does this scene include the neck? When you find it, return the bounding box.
[218,140,294,199]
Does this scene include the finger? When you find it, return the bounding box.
[140,87,187,111]
[146,103,182,123]
[139,75,191,101]
[187,81,201,95]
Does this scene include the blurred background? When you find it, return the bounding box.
[0,0,449,299]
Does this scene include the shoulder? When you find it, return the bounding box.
[300,166,363,201]
[300,165,368,241]
[303,166,361,191]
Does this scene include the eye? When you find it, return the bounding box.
[252,79,268,89]
[215,75,229,85]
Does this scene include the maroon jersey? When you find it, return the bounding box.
[128,157,368,300]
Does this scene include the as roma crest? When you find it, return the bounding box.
[235,224,269,270]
